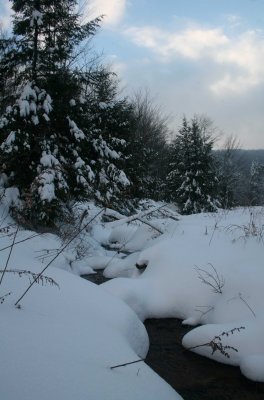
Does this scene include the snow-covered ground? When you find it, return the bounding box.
[100,205,264,383]
[1,190,264,400]
[0,196,181,400]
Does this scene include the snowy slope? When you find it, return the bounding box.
[101,207,264,382]
[0,200,182,400]
[2,188,264,393]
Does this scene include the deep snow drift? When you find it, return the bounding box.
[0,195,182,400]
[95,205,264,382]
[1,188,264,400]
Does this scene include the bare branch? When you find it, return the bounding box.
[0,225,19,287]
[186,326,245,359]
[14,208,104,307]
[195,263,225,294]
[110,359,144,370]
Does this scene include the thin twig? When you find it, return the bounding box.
[14,208,104,307]
[0,233,42,252]
[195,263,225,294]
[104,204,168,270]
[238,293,256,318]
[0,269,59,289]
[195,305,214,317]
[110,359,144,370]
[0,291,12,304]
[186,326,245,358]
[0,225,19,287]
[209,222,218,246]
[107,203,169,228]
[135,218,164,234]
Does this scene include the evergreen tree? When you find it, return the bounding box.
[0,0,131,227]
[167,116,219,214]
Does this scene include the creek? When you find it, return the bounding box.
[82,272,264,399]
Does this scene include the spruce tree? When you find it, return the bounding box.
[167,116,219,214]
[0,1,131,227]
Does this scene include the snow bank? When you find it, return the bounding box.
[0,206,182,400]
[102,208,264,382]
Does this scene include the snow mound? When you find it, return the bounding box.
[102,208,264,382]
[0,203,182,400]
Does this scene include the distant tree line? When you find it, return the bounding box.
[0,0,263,229]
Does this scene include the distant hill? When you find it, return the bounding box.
[215,149,264,172]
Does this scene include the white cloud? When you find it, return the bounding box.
[124,24,264,95]
[212,30,264,95]
[124,26,229,60]
[107,54,127,76]
[0,2,12,30]
[86,0,126,26]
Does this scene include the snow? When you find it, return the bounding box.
[37,170,56,202]
[2,193,264,397]
[100,207,264,381]
[1,187,22,211]
[18,83,37,117]
[1,131,15,149]
[43,113,50,121]
[30,9,43,27]
[0,202,182,400]
[67,117,85,141]
[240,354,264,382]
[42,94,53,115]
[93,137,119,159]
[69,99,76,106]
[40,151,59,168]
[117,169,130,186]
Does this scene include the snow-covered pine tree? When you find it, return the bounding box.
[73,69,132,210]
[167,116,219,214]
[0,0,131,227]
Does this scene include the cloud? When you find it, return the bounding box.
[224,14,242,28]
[0,2,12,30]
[124,25,229,60]
[86,0,126,26]
[107,54,127,76]
[124,24,264,95]
[212,30,264,94]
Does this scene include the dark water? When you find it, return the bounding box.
[145,318,264,400]
[82,273,264,399]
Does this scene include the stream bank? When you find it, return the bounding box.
[82,272,264,399]
[145,318,264,400]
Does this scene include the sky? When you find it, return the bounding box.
[1,0,264,149]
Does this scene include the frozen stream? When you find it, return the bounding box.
[83,271,264,400]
